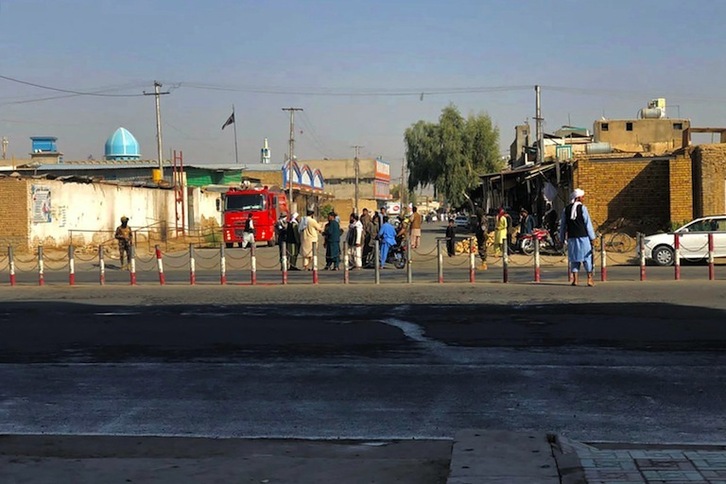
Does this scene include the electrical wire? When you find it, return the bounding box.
[0,74,149,97]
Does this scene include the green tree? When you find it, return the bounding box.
[404,104,501,207]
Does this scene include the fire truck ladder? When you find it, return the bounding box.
[172,150,185,236]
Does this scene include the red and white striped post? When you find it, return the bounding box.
[8,246,16,286]
[189,244,196,285]
[155,245,165,285]
[281,241,288,285]
[98,245,105,286]
[343,242,350,284]
[250,243,257,285]
[37,245,45,286]
[68,245,75,286]
[219,244,227,285]
[406,235,413,284]
[437,239,444,284]
[469,237,476,283]
[129,245,137,285]
[708,233,715,281]
[312,241,319,284]
[600,236,607,282]
[638,233,646,281]
[502,239,509,284]
[533,237,541,283]
[674,233,681,281]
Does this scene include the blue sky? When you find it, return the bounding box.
[1,0,725,176]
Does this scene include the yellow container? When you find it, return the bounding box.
[152,169,163,183]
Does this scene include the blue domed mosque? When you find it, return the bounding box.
[104,127,140,161]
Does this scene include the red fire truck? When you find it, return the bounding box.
[218,186,289,247]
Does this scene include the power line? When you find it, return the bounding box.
[0,74,148,97]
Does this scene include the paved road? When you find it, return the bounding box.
[1,287,725,444]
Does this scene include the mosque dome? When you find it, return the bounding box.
[104,127,140,161]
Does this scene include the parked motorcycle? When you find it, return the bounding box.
[520,228,563,255]
[364,239,407,269]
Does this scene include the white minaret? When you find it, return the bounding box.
[260,138,271,164]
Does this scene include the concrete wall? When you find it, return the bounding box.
[692,144,726,217]
[593,118,689,154]
[0,177,221,251]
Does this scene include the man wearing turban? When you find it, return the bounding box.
[559,188,597,286]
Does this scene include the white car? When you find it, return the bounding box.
[454,215,471,231]
[642,216,726,266]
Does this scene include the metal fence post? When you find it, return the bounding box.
[98,245,105,286]
[533,237,541,283]
[407,235,413,284]
[437,239,443,284]
[281,241,288,285]
[8,246,15,286]
[250,243,257,285]
[189,243,196,285]
[38,245,44,286]
[312,241,319,284]
[129,245,137,286]
[708,233,715,281]
[600,236,607,282]
[674,233,681,281]
[220,244,227,285]
[343,241,349,284]
[638,233,646,281]
[374,239,380,285]
[68,244,75,286]
[502,238,509,283]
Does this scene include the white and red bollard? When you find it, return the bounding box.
[502,239,509,284]
[129,245,137,286]
[437,240,444,284]
[219,244,227,285]
[600,237,607,282]
[189,244,196,285]
[8,246,16,286]
[638,233,646,281]
[155,245,166,285]
[533,238,541,283]
[469,237,476,283]
[38,245,45,286]
[68,245,75,286]
[674,233,681,281]
[281,241,288,285]
[250,243,257,285]
[343,242,350,284]
[98,245,105,286]
[312,241,319,284]
[708,233,715,281]
[406,236,413,284]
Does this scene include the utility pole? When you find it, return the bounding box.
[1,137,7,160]
[535,85,544,165]
[351,145,363,215]
[282,107,303,213]
[400,158,406,208]
[144,81,170,179]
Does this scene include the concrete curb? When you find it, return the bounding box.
[447,429,560,483]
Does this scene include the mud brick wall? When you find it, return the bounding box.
[692,144,726,217]
[668,154,694,224]
[0,177,30,252]
[574,158,671,230]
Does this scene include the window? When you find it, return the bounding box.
[626,122,633,131]
[673,122,683,130]
[601,123,609,131]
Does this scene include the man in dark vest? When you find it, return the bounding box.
[559,188,597,286]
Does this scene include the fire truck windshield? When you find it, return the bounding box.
[225,194,265,211]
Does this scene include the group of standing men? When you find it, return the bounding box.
[275,205,423,271]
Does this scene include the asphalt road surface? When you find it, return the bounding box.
[1,285,725,444]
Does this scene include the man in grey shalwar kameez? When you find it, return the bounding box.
[559,188,597,286]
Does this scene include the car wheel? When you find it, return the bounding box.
[225,242,234,249]
[653,245,674,266]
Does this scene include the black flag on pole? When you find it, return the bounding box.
[221,112,235,130]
